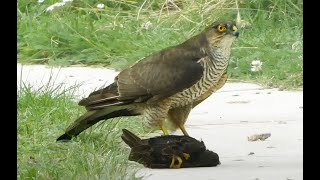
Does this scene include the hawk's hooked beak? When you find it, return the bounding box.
[232,25,239,38]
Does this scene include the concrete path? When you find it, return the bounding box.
[17,64,303,180]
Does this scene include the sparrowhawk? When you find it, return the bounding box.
[57,21,239,141]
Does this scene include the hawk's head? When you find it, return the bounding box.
[205,21,239,48]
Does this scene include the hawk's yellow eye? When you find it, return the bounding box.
[217,25,226,32]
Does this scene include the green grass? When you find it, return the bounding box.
[17,0,303,89]
[17,83,146,179]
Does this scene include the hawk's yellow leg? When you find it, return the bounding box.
[161,125,169,135]
[179,124,189,136]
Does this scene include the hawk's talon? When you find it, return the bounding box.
[170,155,183,168]
[183,153,190,160]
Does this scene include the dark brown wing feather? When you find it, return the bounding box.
[117,46,204,102]
[79,33,207,109]
[78,82,133,110]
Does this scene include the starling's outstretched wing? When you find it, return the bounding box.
[78,37,207,110]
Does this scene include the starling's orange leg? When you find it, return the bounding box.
[170,155,183,168]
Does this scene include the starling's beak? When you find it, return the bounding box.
[232,25,239,38]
